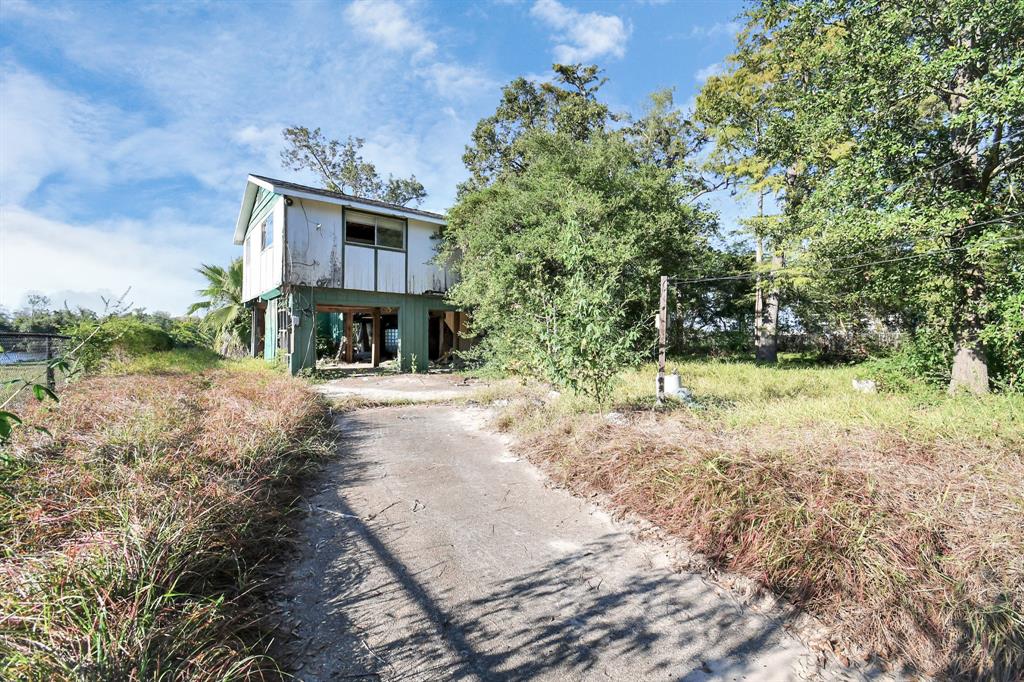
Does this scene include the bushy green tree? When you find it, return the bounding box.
[726,0,1024,392]
[460,64,615,194]
[63,318,173,373]
[444,128,710,399]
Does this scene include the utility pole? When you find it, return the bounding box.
[657,275,668,403]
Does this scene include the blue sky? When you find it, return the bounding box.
[1,0,749,315]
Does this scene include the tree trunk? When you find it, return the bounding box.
[753,191,765,356]
[948,251,989,394]
[945,41,990,394]
[949,346,989,395]
[756,249,783,363]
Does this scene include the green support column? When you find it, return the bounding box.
[288,287,318,375]
[263,298,278,361]
[398,303,429,372]
[275,286,454,375]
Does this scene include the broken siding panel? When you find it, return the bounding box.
[344,245,375,290]
[285,198,343,287]
[406,220,446,294]
[377,250,405,293]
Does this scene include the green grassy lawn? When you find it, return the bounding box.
[487,356,1023,678]
[0,349,329,680]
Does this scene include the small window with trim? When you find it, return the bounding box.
[261,213,274,250]
[345,211,405,250]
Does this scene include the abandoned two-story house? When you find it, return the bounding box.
[233,175,469,374]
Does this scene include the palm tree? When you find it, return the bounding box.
[187,259,249,356]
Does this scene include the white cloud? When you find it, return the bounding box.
[421,62,496,100]
[342,1,492,101]
[695,62,724,82]
[0,67,115,204]
[530,0,630,63]
[689,21,741,39]
[0,2,496,312]
[0,205,223,314]
[344,0,437,60]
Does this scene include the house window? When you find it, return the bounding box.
[345,211,405,250]
[377,217,404,249]
[346,216,376,245]
[261,213,274,250]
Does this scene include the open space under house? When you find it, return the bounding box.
[234,175,471,373]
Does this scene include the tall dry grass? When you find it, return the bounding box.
[499,359,1024,679]
[0,360,331,680]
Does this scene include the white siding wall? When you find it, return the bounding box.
[242,198,284,302]
[406,219,448,294]
[344,245,375,290]
[377,250,405,293]
[285,198,343,287]
[273,196,449,295]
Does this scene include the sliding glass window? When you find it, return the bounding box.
[345,211,406,251]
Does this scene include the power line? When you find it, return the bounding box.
[778,211,1024,267]
[671,224,1024,286]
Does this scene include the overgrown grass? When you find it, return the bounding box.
[103,346,227,375]
[492,357,1024,679]
[0,354,331,680]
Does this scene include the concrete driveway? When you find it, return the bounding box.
[314,373,480,402]
[277,404,857,681]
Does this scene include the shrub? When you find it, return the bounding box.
[64,318,173,373]
[865,328,952,393]
[168,318,214,348]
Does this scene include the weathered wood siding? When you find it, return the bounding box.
[285,197,343,287]
[281,197,450,294]
[343,245,375,290]
[241,194,283,302]
[377,250,405,293]
[406,219,446,294]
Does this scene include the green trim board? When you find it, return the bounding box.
[248,188,280,234]
[259,287,282,301]
[284,286,456,374]
[263,298,279,360]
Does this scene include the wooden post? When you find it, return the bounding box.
[371,309,381,367]
[437,313,446,361]
[343,313,353,363]
[657,275,668,403]
[45,335,55,392]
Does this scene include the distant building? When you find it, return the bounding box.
[233,175,469,374]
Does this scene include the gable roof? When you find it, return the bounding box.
[233,174,446,245]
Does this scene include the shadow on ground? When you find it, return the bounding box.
[276,408,819,682]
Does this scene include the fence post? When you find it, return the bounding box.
[45,335,55,392]
[657,275,668,403]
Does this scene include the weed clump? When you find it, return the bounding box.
[0,364,331,680]
[513,359,1024,679]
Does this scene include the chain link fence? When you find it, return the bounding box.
[1,332,71,404]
